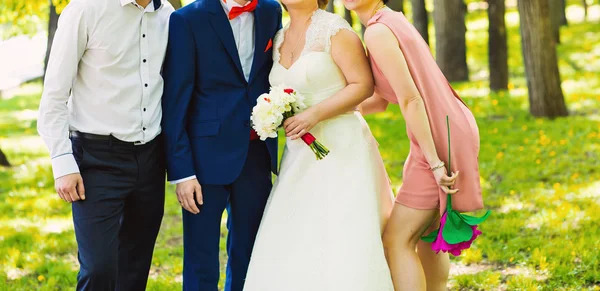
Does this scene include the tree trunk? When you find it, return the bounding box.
[433,0,469,82]
[487,0,508,91]
[548,0,561,44]
[326,0,335,12]
[344,8,353,26]
[582,0,588,20]
[559,0,568,25]
[518,0,568,118]
[411,0,429,45]
[388,0,404,12]
[168,0,182,9]
[44,1,59,76]
[0,148,10,167]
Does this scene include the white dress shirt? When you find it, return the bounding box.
[224,0,256,81]
[38,0,174,179]
[171,0,255,184]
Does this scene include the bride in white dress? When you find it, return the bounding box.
[243,4,395,291]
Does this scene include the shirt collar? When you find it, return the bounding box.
[120,0,162,11]
[220,0,251,13]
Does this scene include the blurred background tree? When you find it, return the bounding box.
[169,0,183,9]
[433,0,469,82]
[487,0,508,91]
[518,0,568,117]
[0,148,9,166]
[411,0,429,44]
[387,0,405,13]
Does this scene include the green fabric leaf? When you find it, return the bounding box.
[442,211,474,244]
[458,210,492,226]
[421,228,439,243]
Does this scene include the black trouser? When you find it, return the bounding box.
[70,133,165,291]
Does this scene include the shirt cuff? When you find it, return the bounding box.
[51,154,80,180]
[170,175,197,185]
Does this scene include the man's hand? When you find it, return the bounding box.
[55,173,85,202]
[176,179,203,214]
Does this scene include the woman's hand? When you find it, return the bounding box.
[433,167,459,194]
[284,109,320,140]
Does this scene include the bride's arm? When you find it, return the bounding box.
[283,29,374,140]
[359,93,389,115]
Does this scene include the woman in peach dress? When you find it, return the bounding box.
[344,1,485,290]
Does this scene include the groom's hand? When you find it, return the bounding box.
[176,179,203,214]
[55,173,85,203]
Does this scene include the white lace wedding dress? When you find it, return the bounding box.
[243,10,394,291]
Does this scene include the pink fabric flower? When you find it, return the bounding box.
[431,212,483,256]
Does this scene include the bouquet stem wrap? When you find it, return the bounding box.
[300,133,330,160]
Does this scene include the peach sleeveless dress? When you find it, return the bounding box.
[367,10,484,214]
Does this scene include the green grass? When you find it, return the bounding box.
[1,4,600,291]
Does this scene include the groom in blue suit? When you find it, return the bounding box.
[161,0,281,289]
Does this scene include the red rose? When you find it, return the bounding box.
[264,97,271,103]
[284,88,294,94]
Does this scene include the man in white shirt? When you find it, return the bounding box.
[161,0,281,289]
[37,0,173,289]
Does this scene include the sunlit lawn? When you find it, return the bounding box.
[1,3,600,291]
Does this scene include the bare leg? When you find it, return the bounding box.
[383,203,440,291]
[417,216,450,291]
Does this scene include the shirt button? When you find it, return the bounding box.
[143,127,146,131]
[143,108,147,112]
[145,84,148,87]
[143,59,147,63]
[143,34,146,38]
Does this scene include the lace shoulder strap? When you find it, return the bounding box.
[324,13,354,53]
[303,10,354,54]
[273,27,285,63]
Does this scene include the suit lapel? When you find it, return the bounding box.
[248,1,266,84]
[208,0,245,80]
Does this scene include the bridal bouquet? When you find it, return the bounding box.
[251,85,330,160]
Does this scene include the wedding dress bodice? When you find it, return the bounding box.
[269,9,353,107]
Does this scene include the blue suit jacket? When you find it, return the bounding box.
[162,0,282,185]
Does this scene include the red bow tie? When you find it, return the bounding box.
[228,0,257,20]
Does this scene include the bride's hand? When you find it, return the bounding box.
[284,109,320,140]
[433,167,459,194]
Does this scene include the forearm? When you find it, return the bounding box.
[162,12,197,181]
[400,95,442,167]
[311,82,373,122]
[38,92,80,179]
[37,1,87,179]
[359,93,389,115]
